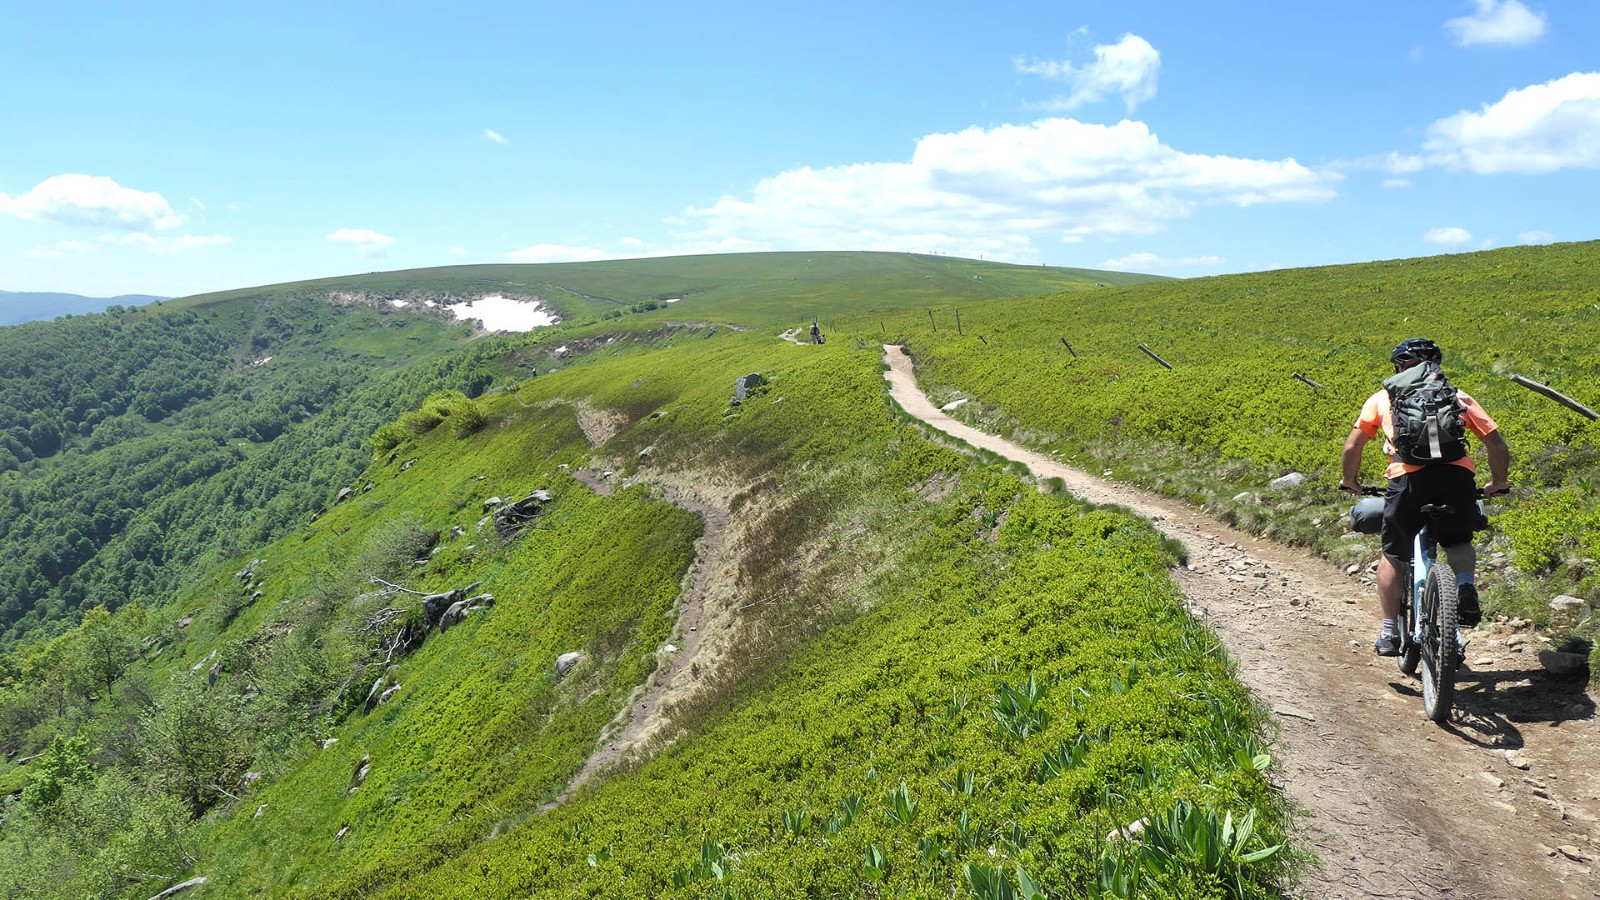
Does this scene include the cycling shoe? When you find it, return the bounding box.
[1374,631,1401,656]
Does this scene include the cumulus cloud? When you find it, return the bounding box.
[26,232,230,259]
[1100,251,1224,272]
[1517,230,1555,243]
[679,117,1337,262]
[1425,226,1475,247]
[0,174,185,231]
[447,246,470,258]
[1444,0,1546,47]
[102,233,232,255]
[504,243,610,263]
[328,228,396,256]
[1422,72,1600,173]
[1016,33,1160,111]
[483,128,508,144]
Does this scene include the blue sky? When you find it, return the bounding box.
[3,1,1597,297]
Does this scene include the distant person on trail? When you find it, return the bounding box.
[1339,338,1510,656]
[810,320,824,345]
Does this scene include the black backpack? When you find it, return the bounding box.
[1383,361,1468,465]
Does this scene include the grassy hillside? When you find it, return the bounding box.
[0,324,1286,899]
[169,252,1163,330]
[0,294,494,645]
[855,241,1600,650]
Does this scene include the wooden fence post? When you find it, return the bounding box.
[1292,372,1326,389]
[927,309,937,332]
[955,308,963,335]
[1138,344,1173,369]
[1060,338,1077,358]
[1510,374,1600,420]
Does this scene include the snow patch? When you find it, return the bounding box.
[444,294,556,332]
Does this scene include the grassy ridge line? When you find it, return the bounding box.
[839,242,1600,645]
[161,252,1164,330]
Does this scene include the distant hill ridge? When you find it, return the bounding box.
[0,290,167,326]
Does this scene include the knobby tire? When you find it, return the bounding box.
[1397,597,1421,676]
[1420,560,1460,722]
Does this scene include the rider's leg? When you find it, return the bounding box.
[1440,542,1475,579]
[1376,554,1405,620]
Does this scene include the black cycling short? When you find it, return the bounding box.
[1381,465,1479,566]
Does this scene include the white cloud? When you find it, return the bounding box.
[1422,72,1600,173]
[1382,178,1412,189]
[679,118,1337,262]
[24,240,96,260]
[328,228,396,256]
[1017,33,1160,111]
[619,236,646,248]
[483,128,508,144]
[448,246,470,258]
[504,243,610,263]
[1444,0,1546,47]
[1517,229,1555,243]
[101,233,232,255]
[1100,251,1224,272]
[0,174,185,231]
[26,232,231,259]
[1384,153,1426,175]
[1425,226,1475,247]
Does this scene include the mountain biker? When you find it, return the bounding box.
[1338,338,1510,656]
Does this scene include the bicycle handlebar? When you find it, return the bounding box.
[1342,484,1508,498]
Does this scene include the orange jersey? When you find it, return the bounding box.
[1356,388,1499,480]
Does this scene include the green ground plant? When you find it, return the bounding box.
[851,241,1600,646]
[0,322,1288,898]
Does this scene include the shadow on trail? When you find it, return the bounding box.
[1383,667,1595,748]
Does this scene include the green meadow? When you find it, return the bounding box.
[7,243,1600,898]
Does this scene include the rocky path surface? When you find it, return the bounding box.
[540,469,728,810]
[884,344,1599,899]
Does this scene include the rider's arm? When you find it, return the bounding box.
[1340,427,1370,492]
[1481,429,1510,495]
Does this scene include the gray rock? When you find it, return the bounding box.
[148,876,208,899]
[363,677,386,712]
[335,487,354,504]
[732,372,766,404]
[482,496,504,511]
[378,683,402,704]
[1550,594,1587,614]
[1269,472,1306,491]
[348,755,371,793]
[555,651,584,680]
[1233,491,1253,503]
[254,804,268,819]
[401,458,417,471]
[439,599,473,631]
[1537,649,1590,677]
[450,525,466,538]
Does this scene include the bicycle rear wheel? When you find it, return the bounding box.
[1420,561,1460,722]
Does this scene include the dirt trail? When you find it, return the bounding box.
[541,469,729,810]
[884,345,1599,899]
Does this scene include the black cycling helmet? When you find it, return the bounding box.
[1391,337,1442,368]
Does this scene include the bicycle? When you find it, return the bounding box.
[1350,486,1492,722]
